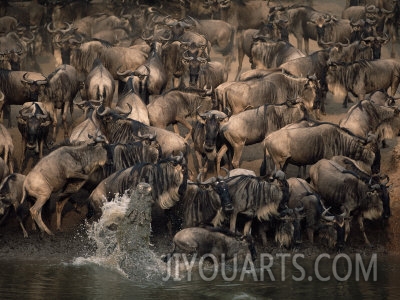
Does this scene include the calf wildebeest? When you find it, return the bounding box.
[88,153,188,219]
[147,87,214,141]
[162,226,257,263]
[224,171,289,236]
[19,138,114,236]
[216,102,309,176]
[263,122,381,176]
[81,58,115,108]
[192,110,229,181]
[309,158,391,246]
[17,102,53,173]
[0,173,26,236]
[339,100,400,147]
[95,105,189,159]
[326,59,400,107]
[0,121,14,174]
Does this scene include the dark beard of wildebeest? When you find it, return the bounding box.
[215,102,309,176]
[309,158,391,246]
[88,155,188,223]
[17,102,52,173]
[172,177,233,229]
[263,121,381,177]
[223,172,290,236]
[17,140,115,237]
[162,226,257,263]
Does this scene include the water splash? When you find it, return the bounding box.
[73,183,166,282]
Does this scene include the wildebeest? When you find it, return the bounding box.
[0,173,26,236]
[216,102,309,176]
[81,58,115,108]
[216,0,270,31]
[309,158,391,246]
[216,70,321,115]
[180,176,233,228]
[0,121,14,174]
[17,102,53,173]
[192,110,228,181]
[309,15,353,47]
[147,87,214,141]
[117,38,168,105]
[95,105,189,158]
[162,226,257,263]
[19,138,114,236]
[115,78,150,125]
[339,100,400,146]
[183,16,235,72]
[0,70,47,127]
[88,153,188,219]
[181,51,228,90]
[263,122,381,176]
[224,171,289,236]
[35,64,81,139]
[326,59,400,107]
[250,39,306,70]
[70,40,148,80]
[283,5,327,54]
[287,177,345,246]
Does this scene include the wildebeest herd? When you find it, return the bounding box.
[0,0,399,261]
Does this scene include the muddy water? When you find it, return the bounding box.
[0,255,399,299]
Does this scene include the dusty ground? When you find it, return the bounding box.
[0,0,399,261]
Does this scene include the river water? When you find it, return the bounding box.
[1,189,399,300]
[0,255,400,299]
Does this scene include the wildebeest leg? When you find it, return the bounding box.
[216,144,229,176]
[175,117,193,141]
[18,216,29,238]
[62,104,69,139]
[307,228,314,244]
[230,212,238,234]
[30,195,53,236]
[358,215,371,246]
[304,37,309,55]
[231,142,245,169]
[56,198,69,231]
[243,219,253,236]
[0,207,10,226]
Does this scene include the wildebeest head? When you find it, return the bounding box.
[197,110,228,156]
[20,72,48,102]
[370,175,392,219]
[275,203,304,248]
[199,174,233,213]
[17,102,52,150]
[319,204,348,249]
[182,49,208,86]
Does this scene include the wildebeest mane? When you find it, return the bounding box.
[182,182,224,227]
[111,142,159,171]
[225,175,287,221]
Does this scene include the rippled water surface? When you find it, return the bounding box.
[1,255,400,300]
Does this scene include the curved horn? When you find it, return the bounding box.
[321,206,335,221]
[116,67,133,77]
[197,56,208,63]
[115,103,132,116]
[182,50,194,61]
[0,91,4,103]
[22,72,34,84]
[141,30,153,41]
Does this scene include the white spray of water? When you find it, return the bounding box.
[73,184,167,282]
